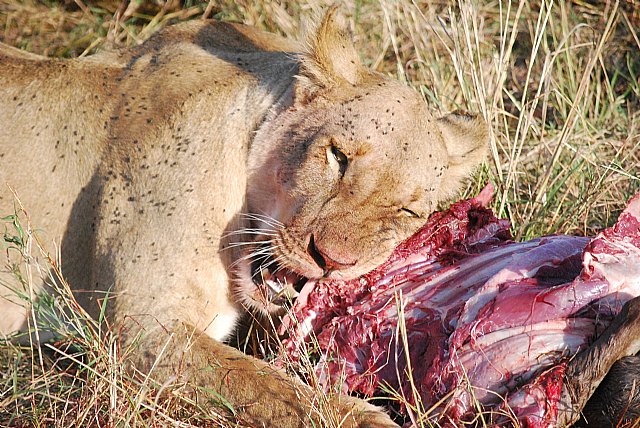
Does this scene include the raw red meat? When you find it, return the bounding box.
[279,184,640,427]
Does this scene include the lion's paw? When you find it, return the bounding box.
[335,396,399,428]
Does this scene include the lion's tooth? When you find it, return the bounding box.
[281,283,299,300]
[265,278,283,294]
[265,277,299,303]
[261,267,272,282]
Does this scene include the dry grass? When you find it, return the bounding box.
[1,1,638,235]
[1,0,639,426]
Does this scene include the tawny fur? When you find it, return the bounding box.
[0,10,488,427]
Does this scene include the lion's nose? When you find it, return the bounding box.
[307,234,357,273]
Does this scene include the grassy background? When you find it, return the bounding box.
[0,0,639,426]
[1,1,638,237]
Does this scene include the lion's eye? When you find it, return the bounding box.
[329,145,348,176]
[400,207,421,218]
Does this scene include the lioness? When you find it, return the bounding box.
[0,9,488,426]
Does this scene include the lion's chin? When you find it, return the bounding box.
[233,256,308,316]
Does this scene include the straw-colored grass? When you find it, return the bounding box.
[1,0,639,426]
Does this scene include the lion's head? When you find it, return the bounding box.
[237,9,489,313]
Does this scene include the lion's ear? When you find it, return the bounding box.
[436,110,489,198]
[295,7,364,103]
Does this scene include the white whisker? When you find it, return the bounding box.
[270,260,290,276]
[240,212,284,228]
[228,243,282,269]
[222,228,278,238]
[225,239,274,249]
[239,229,278,234]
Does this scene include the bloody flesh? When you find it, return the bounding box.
[279,184,640,426]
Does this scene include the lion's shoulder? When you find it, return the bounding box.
[130,19,299,59]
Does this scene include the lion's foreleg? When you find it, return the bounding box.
[129,321,397,428]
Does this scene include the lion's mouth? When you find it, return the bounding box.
[249,246,308,311]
